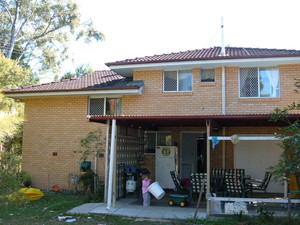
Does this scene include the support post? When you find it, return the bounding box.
[222,127,226,169]
[104,120,110,203]
[112,125,117,208]
[106,119,116,210]
[206,120,211,216]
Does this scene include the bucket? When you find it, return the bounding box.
[147,182,165,200]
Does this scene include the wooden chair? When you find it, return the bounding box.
[190,173,207,201]
[249,172,272,197]
[224,173,251,197]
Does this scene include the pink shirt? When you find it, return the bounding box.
[142,179,151,194]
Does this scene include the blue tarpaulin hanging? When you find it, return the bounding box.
[212,136,220,150]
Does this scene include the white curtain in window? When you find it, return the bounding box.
[263,68,279,97]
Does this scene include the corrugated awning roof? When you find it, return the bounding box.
[88,114,300,128]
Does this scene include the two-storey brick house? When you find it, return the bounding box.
[4,47,300,200]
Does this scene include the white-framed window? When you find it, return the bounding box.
[200,68,215,83]
[239,67,280,98]
[163,70,192,92]
[144,131,172,153]
[89,97,122,116]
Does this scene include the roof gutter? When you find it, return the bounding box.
[4,87,143,99]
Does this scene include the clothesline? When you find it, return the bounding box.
[208,136,280,141]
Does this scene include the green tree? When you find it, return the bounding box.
[270,78,300,182]
[0,0,104,77]
[58,64,93,80]
[0,53,35,154]
[0,54,35,205]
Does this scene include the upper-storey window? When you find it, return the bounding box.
[239,67,280,98]
[200,69,215,83]
[89,97,122,116]
[163,70,192,92]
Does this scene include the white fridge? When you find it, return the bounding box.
[155,146,177,189]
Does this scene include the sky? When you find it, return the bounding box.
[52,0,300,83]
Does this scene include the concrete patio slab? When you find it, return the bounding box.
[68,203,103,214]
[68,198,207,220]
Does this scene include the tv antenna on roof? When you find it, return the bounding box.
[220,17,226,56]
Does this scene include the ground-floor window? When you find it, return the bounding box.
[144,131,171,153]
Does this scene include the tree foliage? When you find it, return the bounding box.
[0,0,104,77]
[0,53,35,154]
[270,79,300,182]
[0,52,35,111]
[58,63,92,81]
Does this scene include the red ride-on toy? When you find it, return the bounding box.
[168,194,189,207]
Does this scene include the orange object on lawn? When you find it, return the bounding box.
[53,185,59,192]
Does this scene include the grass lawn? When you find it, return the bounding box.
[0,192,300,225]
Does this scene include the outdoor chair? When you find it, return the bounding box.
[190,173,207,201]
[211,168,226,195]
[170,171,187,194]
[228,168,245,181]
[249,172,272,197]
[224,173,251,197]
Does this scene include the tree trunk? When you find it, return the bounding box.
[6,1,20,59]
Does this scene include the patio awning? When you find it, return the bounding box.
[88,114,299,128]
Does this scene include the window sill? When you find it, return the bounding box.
[199,82,216,87]
[162,92,193,96]
[238,98,281,102]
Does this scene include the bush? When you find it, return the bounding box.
[18,171,31,187]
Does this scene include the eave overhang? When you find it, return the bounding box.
[88,114,300,128]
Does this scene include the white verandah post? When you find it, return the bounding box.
[104,119,110,203]
[106,119,116,210]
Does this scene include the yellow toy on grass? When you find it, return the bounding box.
[19,188,44,201]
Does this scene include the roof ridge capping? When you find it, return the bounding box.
[106,46,300,67]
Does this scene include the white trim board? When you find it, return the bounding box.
[5,88,143,99]
[208,136,280,141]
[207,196,300,204]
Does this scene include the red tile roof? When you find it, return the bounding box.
[4,70,141,93]
[106,46,300,66]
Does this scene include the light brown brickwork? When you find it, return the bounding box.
[123,65,299,116]
[22,97,106,190]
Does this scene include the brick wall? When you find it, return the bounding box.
[22,97,106,190]
[226,64,300,114]
[122,65,299,115]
